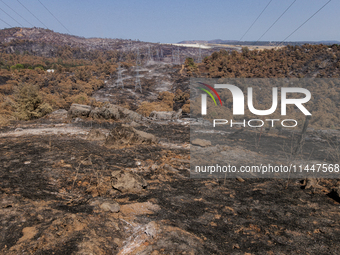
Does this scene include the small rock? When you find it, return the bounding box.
[236,177,245,182]
[191,138,211,147]
[15,128,23,132]
[24,161,31,165]
[37,214,44,221]
[99,202,120,213]
[111,170,147,193]
[150,164,158,171]
[232,243,240,249]
[73,117,83,123]
[144,221,159,238]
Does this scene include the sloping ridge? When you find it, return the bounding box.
[0,27,125,50]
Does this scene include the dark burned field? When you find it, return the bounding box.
[1,119,340,255]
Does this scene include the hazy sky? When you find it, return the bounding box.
[0,0,339,43]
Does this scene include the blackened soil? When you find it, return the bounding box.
[137,122,190,144]
[1,122,340,254]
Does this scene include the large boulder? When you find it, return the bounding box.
[88,107,101,119]
[105,123,158,148]
[98,104,120,120]
[117,105,143,122]
[150,109,182,120]
[68,104,92,118]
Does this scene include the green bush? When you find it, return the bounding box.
[10,64,25,70]
[14,83,52,120]
[185,57,196,67]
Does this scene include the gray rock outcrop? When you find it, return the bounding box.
[68,103,142,122]
[68,104,92,118]
[97,104,120,120]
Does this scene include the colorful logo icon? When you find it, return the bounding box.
[198,82,222,106]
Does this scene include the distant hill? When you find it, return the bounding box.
[178,39,340,46]
[0,27,138,52]
[0,27,217,62]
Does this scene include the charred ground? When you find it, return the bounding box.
[0,116,340,254]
